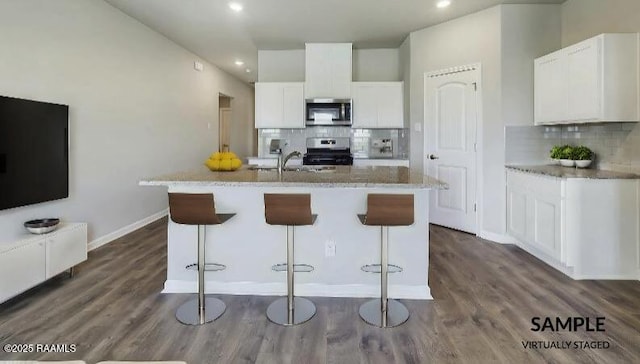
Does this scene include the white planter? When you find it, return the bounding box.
[575,160,593,168]
[560,159,575,167]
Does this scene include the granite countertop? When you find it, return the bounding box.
[506,165,639,179]
[140,165,447,189]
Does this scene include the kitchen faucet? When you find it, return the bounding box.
[278,150,302,174]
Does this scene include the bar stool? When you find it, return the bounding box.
[168,193,235,326]
[357,193,414,328]
[264,193,317,326]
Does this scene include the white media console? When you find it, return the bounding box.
[0,222,87,303]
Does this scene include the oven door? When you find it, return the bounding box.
[303,154,353,165]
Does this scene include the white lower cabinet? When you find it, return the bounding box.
[246,157,277,167]
[246,157,302,167]
[46,224,88,278]
[507,170,639,280]
[248,158,408,168]
[0,239,46,303]
[507,172,563,261]
[0,223,87,303]
[353,159,409,167]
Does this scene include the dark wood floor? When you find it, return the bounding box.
[1,218,639,364]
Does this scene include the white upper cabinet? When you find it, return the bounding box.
[352,82,404,128]
[255,82,304,128]
[534,33,639,125]
[566,38,600,121]
[305,43,352,98]
[534,50,567,123]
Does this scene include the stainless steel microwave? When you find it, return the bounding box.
[305,99,351,126]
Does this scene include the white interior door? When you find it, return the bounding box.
[424,66,479,234]
[219,107,231,152]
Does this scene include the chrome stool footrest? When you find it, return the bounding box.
[185,263,226,271]
[271,263,314,273]
[361,264,403,274]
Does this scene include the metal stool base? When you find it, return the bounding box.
[176,297,226,325]
[359,298,409,328]
[266,297,316,326]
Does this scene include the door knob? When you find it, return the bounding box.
[427,154,439,160]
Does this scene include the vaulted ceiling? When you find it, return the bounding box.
[105,0,565,83]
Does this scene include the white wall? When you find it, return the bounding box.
[0,0,254,243]
[409,4,561,237]
[502,5,561,126]
[562,0,640,46]
[399,37,411,129]
[257,48,402,82]
[561,0,640,173]
[352,49,401,81]
[257,50,305,82]
[409,6,503,235]
[229,91,256,159]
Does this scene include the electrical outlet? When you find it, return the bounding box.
[194,61,204,72]
[325,240,336,257]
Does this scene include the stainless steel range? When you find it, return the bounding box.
[303,137,353,165]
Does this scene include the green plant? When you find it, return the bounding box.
[550,145,563,159]
[573,146,593,161]
[559,145,574,160]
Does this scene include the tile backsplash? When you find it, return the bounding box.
[505,125,561,165]
[258,127,409,159]
[505,123,640,172]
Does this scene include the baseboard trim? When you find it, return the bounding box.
[513,239,639,281]
[88,209,168,251]
[571,273,640,280]
[478,230,518,245]
[163,280,432,300]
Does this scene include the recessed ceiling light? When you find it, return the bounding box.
[235,60,244,66]
[436,0,451,8]
[228,2,243,12]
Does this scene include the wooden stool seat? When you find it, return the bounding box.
[264,193,316,226]
[168,193,235,326]
[264,193,317,326]
[358,193,414,328]
[169,193,234,225]
[359,194,414,226]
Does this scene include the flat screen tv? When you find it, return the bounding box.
[0,95,69,211]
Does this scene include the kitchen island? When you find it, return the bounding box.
[140,165,446,300]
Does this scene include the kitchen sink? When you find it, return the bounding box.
[248,166,278,171]
[284,166,336,173]
[248,165,336,173]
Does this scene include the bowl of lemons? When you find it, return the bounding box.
[205,151,243,171]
